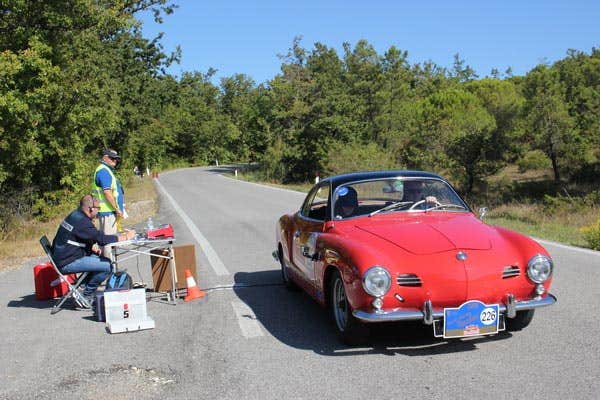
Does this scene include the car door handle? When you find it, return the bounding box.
[302,247,319,260]
[301,246,310,257]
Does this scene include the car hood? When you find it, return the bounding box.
[355,213,492,255]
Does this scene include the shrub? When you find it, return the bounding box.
[0,187,39,236]
[581,219,600,250]
[541,194,573,215]
[583,189,600,207]
[517,150,551,172]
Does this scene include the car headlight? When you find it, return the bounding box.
[362,266,391,297]
[527,254,553,283]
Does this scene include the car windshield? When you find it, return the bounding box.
[332,177,468,220]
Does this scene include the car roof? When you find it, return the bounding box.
[322,170,445,191]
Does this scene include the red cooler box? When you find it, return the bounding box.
[33,262,75,300]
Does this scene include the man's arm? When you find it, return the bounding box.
[103,188,123,216]
[77,219,134,245]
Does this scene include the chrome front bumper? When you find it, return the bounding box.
[353,293,557,324]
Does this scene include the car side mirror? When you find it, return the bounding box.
[478,207,488,220]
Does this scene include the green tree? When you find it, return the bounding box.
[0,0,177,219]
[342,40,383,142]
[449,53,478,83]
[0,37,58,192]
[522,65,577,182]
[466,78,525,168]
[219,74,259,161]
[415,89,496,193]
[375,46,417,160]
[553,48,600,179]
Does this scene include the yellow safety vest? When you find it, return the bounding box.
[92,164,120,213]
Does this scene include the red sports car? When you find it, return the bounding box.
[274,170,556,345]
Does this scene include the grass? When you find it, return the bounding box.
[485,202,597,247]
[480,165,599,248]
[0,177,157,271]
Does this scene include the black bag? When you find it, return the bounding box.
[105,271,132,290]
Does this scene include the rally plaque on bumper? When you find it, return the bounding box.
[443,300,499,338]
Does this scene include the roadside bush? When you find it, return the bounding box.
[481,176,516,205]
[259,139,288,182]
[581,219,600,250]
[517,150,551,172]
[583,189,600,207]
[542,194,573,215]
[0,187,38,238]
[32,189,78,221]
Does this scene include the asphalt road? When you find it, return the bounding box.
[1,166,599,400]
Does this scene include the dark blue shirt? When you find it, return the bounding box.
[51,209,119,268]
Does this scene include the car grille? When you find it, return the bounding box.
[502,265,520,278]
[397,273,422,287]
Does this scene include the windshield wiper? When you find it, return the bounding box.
[425,203,467,212]
[369,201,413,216]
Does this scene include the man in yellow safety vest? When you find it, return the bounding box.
[92,149,125,257]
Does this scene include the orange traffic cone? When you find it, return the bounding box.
[184,269,205,302]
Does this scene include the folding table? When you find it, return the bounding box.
[105,237,179,304]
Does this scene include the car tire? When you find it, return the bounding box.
[506,309,535,331]
[329,270,369,346]
[279,247,298,291]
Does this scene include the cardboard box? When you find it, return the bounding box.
[151,244,197,292]
[104,289,154,333]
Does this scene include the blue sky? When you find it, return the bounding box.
[140,1,600,84]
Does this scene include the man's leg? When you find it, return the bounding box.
[61,255,111,296]
[98,213,117,258]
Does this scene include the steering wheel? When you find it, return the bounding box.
[408,199,442,210]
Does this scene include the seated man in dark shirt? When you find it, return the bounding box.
[52,195,136,304]
[402,180,438,205]
[335,186,358,218]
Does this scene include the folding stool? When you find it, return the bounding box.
[39,235,91,314]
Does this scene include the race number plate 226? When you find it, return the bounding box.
[443,300,499,338]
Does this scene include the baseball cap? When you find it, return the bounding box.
[103,149,121,160]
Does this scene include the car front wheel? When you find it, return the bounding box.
[506,309,535,331]
[329,270,369,345]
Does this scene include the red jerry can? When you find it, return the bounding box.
[33,262,75,300]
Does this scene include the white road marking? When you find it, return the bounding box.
[231,300,264,338]
[535,237,600,257]
[154,179,230,276]
[219,173,307,196]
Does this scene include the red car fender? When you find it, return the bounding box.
[492,225,555,292]
[493,225,551,257]
[316,231,395,311]
[276,214,295,265]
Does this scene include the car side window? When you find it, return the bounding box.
[300,183,330,221]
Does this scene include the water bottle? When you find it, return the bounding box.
[147,217,154,230]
